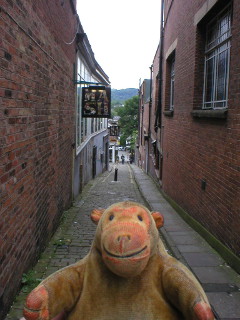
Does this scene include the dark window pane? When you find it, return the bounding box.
[216,47,228,102]
[206,5,231,51]
[170,59,175,110]
[207,24,218,50]
[170,80,174,109]
[215,101,225,108]
[205,55,215,105]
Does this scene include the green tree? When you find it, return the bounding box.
[111,100,122,108]
[116,95,139,146]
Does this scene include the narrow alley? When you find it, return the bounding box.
[1,1,240,319]
[5,163,146,320]
[5,163,240,320]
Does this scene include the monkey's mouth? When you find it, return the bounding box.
[103,246,147,259]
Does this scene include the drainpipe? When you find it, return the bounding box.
[137,79,142,167]
[155,0,164,132]
[147,66,153,174]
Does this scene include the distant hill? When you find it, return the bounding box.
[111,88,138,103]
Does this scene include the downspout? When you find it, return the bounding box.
[147,66,153,174]
[155,0,164,132]
[137,79,141,167]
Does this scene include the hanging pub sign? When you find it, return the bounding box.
[109,125,120,136]
[82,86,111,118]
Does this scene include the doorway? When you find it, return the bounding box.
[92,146,97,178]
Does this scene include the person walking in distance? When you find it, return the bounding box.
[121,154,125,164]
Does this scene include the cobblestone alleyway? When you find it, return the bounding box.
[5,164,150,319]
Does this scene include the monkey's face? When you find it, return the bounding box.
[91,202,163,278]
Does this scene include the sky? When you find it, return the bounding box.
[76,0,161,90]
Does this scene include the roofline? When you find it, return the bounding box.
[76,16,110,85]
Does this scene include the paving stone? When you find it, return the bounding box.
[207,292,240,319]
[203,283,240,293]
[165,225,191,232]
[192,266,238,284]
[44,267,60,276]
[181,252,223,267]
[168,234,204,246]
[176,244,211,253]
[168,231,197,236]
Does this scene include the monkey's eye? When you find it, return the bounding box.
[109,214,114,221]
[138,215,143,221]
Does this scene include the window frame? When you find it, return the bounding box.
[163,51,176,117]
[202,4,232,110]
[169,58,175,111]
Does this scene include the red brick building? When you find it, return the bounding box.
[138,0,240,267]
[138,48,162,183]
[0,0,109,317]
[138,79,151,171]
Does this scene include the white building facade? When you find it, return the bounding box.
[73,31,110,197]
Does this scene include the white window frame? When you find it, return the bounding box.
[203,4,232,109]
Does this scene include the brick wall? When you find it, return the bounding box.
[151,46,159,134]
[161,0,240,256]
[0,0,77,317]
[139,81,150,171]
[138,47,161,181]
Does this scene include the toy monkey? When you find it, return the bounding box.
[23,201,214,320]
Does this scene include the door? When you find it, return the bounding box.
[92,146,97,178]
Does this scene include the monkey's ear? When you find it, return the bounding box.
[91,208,105,224]
[151,212,164,229]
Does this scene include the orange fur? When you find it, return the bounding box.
[23,201,214,320]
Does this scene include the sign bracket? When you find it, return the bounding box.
[74,80,107,86]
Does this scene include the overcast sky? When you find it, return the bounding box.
[76,0,161,90]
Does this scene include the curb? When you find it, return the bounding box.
[128,164,188,264]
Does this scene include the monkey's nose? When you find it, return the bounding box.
[117,234,131,253]
[117,234,131,242]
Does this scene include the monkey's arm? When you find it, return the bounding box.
[23,258,86,320]
[162,257,215,320]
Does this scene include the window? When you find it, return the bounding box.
[170,58,175,110]
[203,4,231,109]
[151,140,160,170]
[164,52,175,116]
